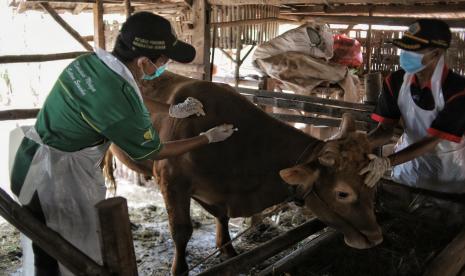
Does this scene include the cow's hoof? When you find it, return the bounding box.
[219,250,238,261]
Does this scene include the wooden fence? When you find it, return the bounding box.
[338,28,465,75]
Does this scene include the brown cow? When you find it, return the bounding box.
[107,72,382,275]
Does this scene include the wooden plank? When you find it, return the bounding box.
[424,226,465,276]
[197,218,326,276]
[296,15,465,28]
[0,188,109,275]
[210,17,295,28]
[258,229,339,276]
[40,3,93,51]
[0,52,90,64]
[96,197,138,276]
[237,87,375,111]
[93,0,105,49]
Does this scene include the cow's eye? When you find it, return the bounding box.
[337,191,349,199]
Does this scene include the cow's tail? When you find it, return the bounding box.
[103,148,117,194]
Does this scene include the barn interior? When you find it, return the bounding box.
[1,0,465,275]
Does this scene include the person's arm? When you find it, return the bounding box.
[149,135,208,160]
[368,122,395,148]
[387,135,440,166]
[149,124,236,160]
[360,135,441,187]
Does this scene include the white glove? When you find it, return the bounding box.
[169,97,206,118]
[359,154,391,188]
[201,124,236,143]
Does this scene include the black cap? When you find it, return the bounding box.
[119,12,196,63]
[392,19,451,51]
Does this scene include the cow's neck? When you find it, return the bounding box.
[263,119,324,169]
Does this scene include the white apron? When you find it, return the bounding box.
[392,56,465,193]
[10,49,143,275]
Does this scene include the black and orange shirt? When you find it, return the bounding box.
[372,67,465,143]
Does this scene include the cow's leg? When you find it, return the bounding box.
[193,199,238,260]
[215,216,238,260]
[157,165,192,276]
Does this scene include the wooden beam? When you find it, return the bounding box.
[96,197,138,276]
[40,3,93,51]
[191,0,210,80]
[300,15,465,28]
[424,226,465,276]
[167,63,205,73]
[258,229,339,276]
[0,52,90,64]
[237,88,374,111]
[93,0,105,49]
[208,0,456,5]
[103,4,185,14]
[270,113,371,130]
[210,17,296,28]
[197,218,326,275]
[0,109,40,120]
[27,0,187,3]
[0,188,110,275]
[281,3,465,16]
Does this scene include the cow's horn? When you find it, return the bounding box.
[332,113,356,140]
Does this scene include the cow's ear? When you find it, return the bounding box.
[280,165,320,187]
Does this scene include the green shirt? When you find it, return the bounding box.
[35,53,162,160]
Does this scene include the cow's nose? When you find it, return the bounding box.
[361,229,383,246]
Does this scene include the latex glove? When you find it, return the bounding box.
[359,154,391,188]
[169,97,206,118]
[201,124,237,143]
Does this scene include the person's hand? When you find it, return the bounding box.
[359,154,391,188]
[201,124,237,143]
[169,97,206,118]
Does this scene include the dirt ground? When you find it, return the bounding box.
[1,178,464,276]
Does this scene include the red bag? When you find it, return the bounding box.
[331,34,363,67]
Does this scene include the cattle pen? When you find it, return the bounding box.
[1,0,465,275]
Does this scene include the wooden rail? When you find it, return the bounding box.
[237,87,377,131]
[198,218,326,275]
[0,188,110,275]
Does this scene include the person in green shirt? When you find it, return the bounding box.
[10,12,235,276]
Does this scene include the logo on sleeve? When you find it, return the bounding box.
[143,129,153,140]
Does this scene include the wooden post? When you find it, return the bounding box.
[365,10,373,73]
[197,218,326,275]
[0,188,109,275]
[0,52,90,64]
[124,0,132,18]
[93,0,105,49]
[258,229,339,275]
[96,197,138,276]
[234,27,242,88]
[423,226,465,276]
[192,0,211,80]
[40,3,93,51]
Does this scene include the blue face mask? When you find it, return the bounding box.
[399,50,425,74]
[142,62,167,80]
